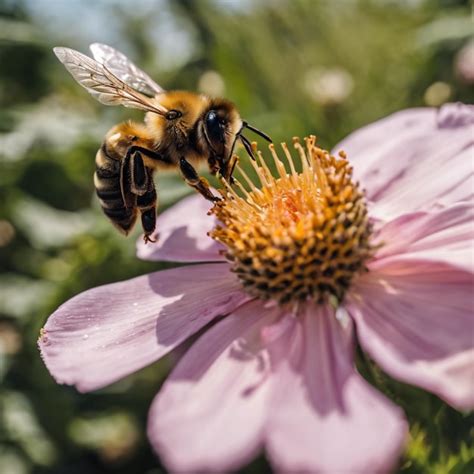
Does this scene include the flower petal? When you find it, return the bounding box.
[39,263,246,392]
[334,103,474,219]
[136,193,225,262]
[372,202,474,273]
[148,300,278,473]
[265,305,407,473]
[349,262,474,410]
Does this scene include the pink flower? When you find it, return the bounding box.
[39,103,474,473]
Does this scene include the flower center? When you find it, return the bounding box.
[209,136,374,305]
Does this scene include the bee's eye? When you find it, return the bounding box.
[205,110,225,144]
[166,110,182,120]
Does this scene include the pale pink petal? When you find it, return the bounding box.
[39,263,247,392]
[437,102,474,127]
[148,300,279,473]
[372,202,474,273]
[334,103,474,219]
[369,145,473,220]
[136,193,225,262]
[266,304,407,473]
[349,262,474,411]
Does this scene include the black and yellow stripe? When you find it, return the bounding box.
[94,144,137,234]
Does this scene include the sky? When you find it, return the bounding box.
[20,0,254,70]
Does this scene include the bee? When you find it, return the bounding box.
[53,43,271,243]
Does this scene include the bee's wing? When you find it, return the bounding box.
[53,47,168,115]
[89,43,165,97]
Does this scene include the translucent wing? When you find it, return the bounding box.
[53,47,168,115]
[89,43,164,97]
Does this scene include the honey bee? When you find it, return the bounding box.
[54,43,271,242]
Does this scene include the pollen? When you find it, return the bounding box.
[209,136,374,305]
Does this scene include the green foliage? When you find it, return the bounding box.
[0,0,472,472]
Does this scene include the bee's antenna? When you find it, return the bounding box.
[240,135,256,161]
[242,121,272,143]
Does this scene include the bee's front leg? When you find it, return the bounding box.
[207,155,220,176]
[179,157,220,202]
[224,154,239,184]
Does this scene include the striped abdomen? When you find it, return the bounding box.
[94,144,137,235]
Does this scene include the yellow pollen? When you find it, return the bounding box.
[210,136,374,305]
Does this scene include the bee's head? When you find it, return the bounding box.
[202,101,240,180]
[203,109,229,156]
[203,100,272,181]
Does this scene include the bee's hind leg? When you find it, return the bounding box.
[137,171,158,244]
[130,150,149,195]
[140,208,157,244]
[123,148,158,243]
[179,157,220,202]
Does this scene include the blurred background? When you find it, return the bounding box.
[0,0,473,472]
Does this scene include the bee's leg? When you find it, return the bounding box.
[137,168,158,244]
[129,150,148,195]
[179,157,219,202]
[125,145,170,196]
[119,152,137,209]
[227,154,239,184]
[127,145,172,165]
